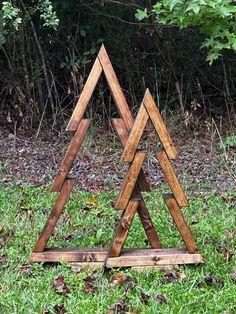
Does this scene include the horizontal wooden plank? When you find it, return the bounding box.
[30,248,203,267]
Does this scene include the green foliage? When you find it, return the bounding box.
[38,0,59,30]
[1,1,22,30]
[0,0,59,44]
[137,0,236,64]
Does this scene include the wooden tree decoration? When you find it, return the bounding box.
[30,45,203,269]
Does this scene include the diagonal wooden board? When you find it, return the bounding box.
[67,44,133,132]
[122,89,178,162]
[112,118,162,249]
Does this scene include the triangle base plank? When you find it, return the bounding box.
[30,248,203,268]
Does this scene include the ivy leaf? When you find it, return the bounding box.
[170,0,184,11]
[135,8,148,21]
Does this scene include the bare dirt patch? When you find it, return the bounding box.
[0,127,235,193]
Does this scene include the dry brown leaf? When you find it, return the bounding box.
[109,272,127,287]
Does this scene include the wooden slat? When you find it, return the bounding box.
[33,179,75,252]
[106,250,203,268]
[143,89,178,160]
[30,247,203,266]
[66,58,102,132]
[51,119,91,192]
[112,118,150,192]
[163,194,198,253]
[98,45,134,131]
[122,103,149,162]
[137,195,162,248]
[114,151,146,210]
[155,149,188,207]
[108,199,139,257]
[112,118,161,249]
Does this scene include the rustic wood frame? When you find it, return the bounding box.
[30,45,203,269]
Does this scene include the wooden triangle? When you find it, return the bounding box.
[30,45,203,268]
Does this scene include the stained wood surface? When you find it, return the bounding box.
[51,119,91,192]
[112,118,161,248]
[164,194,198,253]
[137,196,162,248]
[143,89,178,160]
[112,118,150,192]
[98,45,134,131]
[122,103,149,162]
[67,58,102,132]
[155,149,188,207]
[33,179,75,252]
[114,151,146,210]
[108,199,139,257]
[30,247,203,266]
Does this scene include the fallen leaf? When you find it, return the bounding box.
[52,276,70,296]
[71,265,81,273]
[41,306,51,313]
[82,273,97,294]
[178,271,186,282]
[216,247,233,262]
[62,234,74,241]
[122,276,135,291]
[221,195,236,202]
[28,210,35,221]
[162,272,178,283]
[0,237,9,246]
[54,304,65,314]
[140,292,149,305]
[204,274,214,285]
[0,225,4,233]
[0,254,7,266]
[109,300,128,313]
[227,231,235,239]
[215,279,224,287]
[19,262,33,276]
[109,272,127,287]
[156,294,167,303]
[87,196,98,206]
[37,207,48,214]
[230,270,236,282]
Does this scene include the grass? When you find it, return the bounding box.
[0,184,235,314]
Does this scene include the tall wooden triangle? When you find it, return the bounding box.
[30,45,203,268]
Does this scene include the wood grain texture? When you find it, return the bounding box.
[112,118,150,192]
[137,195,162,248]
[163,194,198,253]
[51,119,91,192]
[114,151,146,210]
[66,57,102,132]
[143,89,178,160]
[33,179,75,252]
[155,149,188,207]
[108,199,139,257]
[30,247,203,266]
[98,45,134,131]
[122,103,149,162]
[112,118,161,248]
